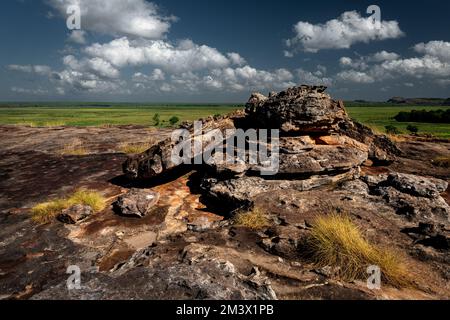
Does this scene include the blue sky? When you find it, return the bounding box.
[1,0,449,102]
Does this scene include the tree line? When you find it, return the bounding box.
[394,109,450,124]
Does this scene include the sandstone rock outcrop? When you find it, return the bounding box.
[123,85,394,181]
[122,85,445,223]
[245,85,349,134]
[371,173,450,223]
[123,112,243,180]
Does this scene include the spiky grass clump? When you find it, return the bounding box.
[67,189,106,213]
[61,139,88,156]
[31,189,106,224]
[233,208,271,230]
[306,214,410,288]
[119,142,150,154]
[31,199,68,224]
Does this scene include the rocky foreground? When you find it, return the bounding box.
[0,86,449,300]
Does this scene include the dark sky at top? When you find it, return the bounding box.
[1,0,449,102]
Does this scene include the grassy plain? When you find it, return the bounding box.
[0,102,449,138]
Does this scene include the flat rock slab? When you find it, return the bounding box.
[124,231,158,250]
[384,172,448,199]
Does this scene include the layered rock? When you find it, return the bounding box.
[245,85,349,134]
[123,112,243,180]
[122,85,446,223]
[371,173,450,223]
[124,86,397,181]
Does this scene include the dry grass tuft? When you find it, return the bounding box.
[31,189,106,224]
[233,208,271,230]
[31,199,68,224]
[387,134,408,143]
[432,156,450,168]
[67,189,106,213]
[60,139,88,156]
[119,142,150,154]
[306,214,410,288]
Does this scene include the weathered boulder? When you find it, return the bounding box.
[277,145,367,174]
[123,85,398,181]
[58,204,92,224]
[114,189,160,218]
[382,172,448,199]
[202,169,359,210]
[206,135,368,177]
[245,92,268,113]
[374,186,450,223]
[123,112,242,180]
[337,121,401,163]
[340,179,370,196]
[245,85,349,134]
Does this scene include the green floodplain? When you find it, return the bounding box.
[0,102,449,138]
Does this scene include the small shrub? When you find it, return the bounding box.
[406,125,419,135]
[31,189,106,224]
[233,208,271,230]
[305,214,410,287]
[153,113,161,126]
[385,125,401,135]
[169,116,180,126]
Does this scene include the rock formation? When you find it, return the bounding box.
[123,85,409,212]
[2,85,448,300]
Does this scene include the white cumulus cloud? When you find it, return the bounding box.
[47,0,174,39]
[84,38,230,73]
[297,68,333,86]
[414,41,450,62]
[67,30,87,44]
[285,11,404,54]
[7,64,53,76]
[336,70,375,83]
